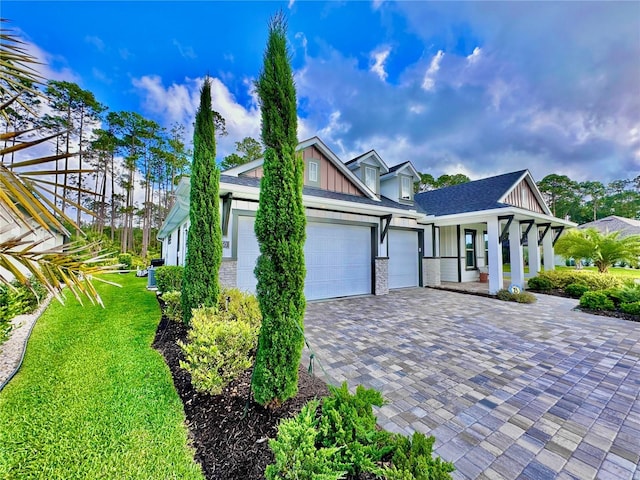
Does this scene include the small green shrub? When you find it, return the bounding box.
[565,283,590,298]
[526,276,554,291]
[118,253,133,270]
[385,432,455,480]
[616,284,640,304]
[266,400,346,480]
[178,289,261,395]
[179,307,258,395]
[0,279,47,345]
[155,266,184,293]
[318,383,394,476]
[495,289,537,303]
[496,289,514,301]
[620,301,640,316]
[162,290,183,322]
[579,291,615,311]
[537,270,623,291]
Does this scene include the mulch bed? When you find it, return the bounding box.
[152,313,331,480]
[529,289,640,323]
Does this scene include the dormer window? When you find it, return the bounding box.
[400,175,413,201]
[364,166,377,193]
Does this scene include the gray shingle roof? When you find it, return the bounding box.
[578,215,640,237]
[414,170,527,216]
[220,174,424,212]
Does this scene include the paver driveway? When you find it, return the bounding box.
[302,288,640,480]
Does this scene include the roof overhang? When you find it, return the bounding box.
[157,177,191,239]
[380,161,421,182]
[430,206,577,228]
[346,150,390,174]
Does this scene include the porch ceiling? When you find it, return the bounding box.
[431,206,576,228]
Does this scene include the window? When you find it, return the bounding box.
[401,175,412,201]
[484,231,488,265]
[364,166,377,193]
[168,233,172,245]
[307,160,320,187]
[465,229,477,270]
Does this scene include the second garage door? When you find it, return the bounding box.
[388,229,419,289]
[236,216,372,300]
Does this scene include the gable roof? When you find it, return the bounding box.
[345,150,390,173]
[579,215,640,237]
[382,161,421,181]
[222,136,378,201]
[415,170,532,216]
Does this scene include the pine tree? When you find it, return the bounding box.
[181,78,222,323]
[252,12,307,406]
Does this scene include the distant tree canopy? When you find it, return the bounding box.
[220,136,262,171]
[415,172,470,192]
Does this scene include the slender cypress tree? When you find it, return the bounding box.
[181,78,222,323]
[252,12,306,406]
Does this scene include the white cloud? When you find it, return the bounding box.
[422,50,444,91]
[131,75,261,158]
[288,0,295,9]
[372,0,385,10]
[173,39,196,59]
[370,46,391,81]
[21,41,79,83]
[85,35,105,52]
[466,46,482,64]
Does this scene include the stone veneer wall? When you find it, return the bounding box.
[219,259,237,288]
[423,257,441,287]
[374,257,389,295]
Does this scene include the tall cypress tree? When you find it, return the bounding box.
[181,78,222,323]
[252,12,306,406]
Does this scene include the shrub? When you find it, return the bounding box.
[385,432,455,480]
[318,383,394,476]
[620,302,640,316]
[0,279,47,345]
[536,270,623,291]
[565,283,590,298]
[527,276,554,291]
[155,266,184,293]
[495,289,537,304]
[118,253,133,270]
[266,400,346,480]
[579,291,615,311]
[179,307,258,395]
[615,284,640,304]
[162,290,183,322]
[178,289,261,394]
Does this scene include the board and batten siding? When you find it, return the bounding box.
[240,146,363,197]
[503,180,545,214]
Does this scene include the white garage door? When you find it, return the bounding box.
[235,216,371,300]
[388,229,419,289]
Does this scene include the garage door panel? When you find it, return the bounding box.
[389,229,419,289]
[236,216,371,300]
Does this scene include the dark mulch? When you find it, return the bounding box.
[529,289,640,323]
[152,315,331,480]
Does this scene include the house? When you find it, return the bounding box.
[157,137,574,298]
[578,215,640,238]
[0,201,65,282]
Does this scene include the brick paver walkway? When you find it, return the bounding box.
[302,288,640,480]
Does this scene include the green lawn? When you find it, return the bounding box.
[0,275,203,480]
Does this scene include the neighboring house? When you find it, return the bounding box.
[578,215,640,238]
[0,201,65,282]
[158,137,574,298]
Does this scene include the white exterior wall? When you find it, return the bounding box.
[380,178,400,202]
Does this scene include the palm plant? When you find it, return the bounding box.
[555,227,640,273]
[1,20,117,306]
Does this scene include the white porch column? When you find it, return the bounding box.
[542,228,555,271]
[509,220,525,289]
[528,226,541,275]
[487,217,503,294]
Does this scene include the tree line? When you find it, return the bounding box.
[1,75,264,260]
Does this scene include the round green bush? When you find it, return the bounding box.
[565,283,590,298]
[579,291,615,311]
[620,302,640,316]
[514,292,537,304]
[527,276,554,291]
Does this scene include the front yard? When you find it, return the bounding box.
[0,275,203,479]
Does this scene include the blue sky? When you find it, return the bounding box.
[4,1,640,184]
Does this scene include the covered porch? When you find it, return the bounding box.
[424,209,575,294]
